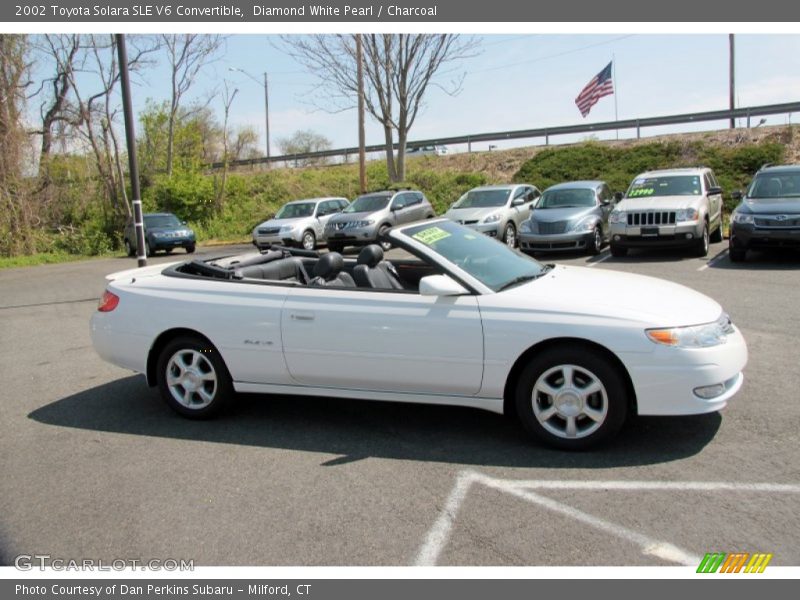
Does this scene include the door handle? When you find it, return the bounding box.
[290,313,315,321]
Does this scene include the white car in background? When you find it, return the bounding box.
[92,219,747,450]
[252,197,349,251]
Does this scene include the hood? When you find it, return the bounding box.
[328,211,377,223]
[444,206,505,222]
[533,206,597,223]
[502,265,721,326]
[741,198,800,213]
[616,196,698,212]
[255,217,305,229]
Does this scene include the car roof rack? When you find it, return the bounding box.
[759,162,774,170]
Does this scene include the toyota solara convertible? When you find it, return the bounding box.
[91,219,747,449]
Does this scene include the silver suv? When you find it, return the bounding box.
[609,168,724,257]
[325,190,435,252]
[252,197,349,251]
[443,184,541,248]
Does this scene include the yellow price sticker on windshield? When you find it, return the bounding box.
[412,226,451,245]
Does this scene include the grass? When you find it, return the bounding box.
[0,251,115,270]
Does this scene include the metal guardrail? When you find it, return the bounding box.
[208,101,800,170]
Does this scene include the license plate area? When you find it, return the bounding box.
[641,227,659,237]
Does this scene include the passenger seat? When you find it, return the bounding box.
[352,245,404,290]
[308,252,356,287]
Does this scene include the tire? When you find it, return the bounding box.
[145,240,152,257]
[185,244,196,254]
[729,239,746,262]
[514,345,628,450]
[156,336,234,419]
[588,226,603,255]
[301,230,317,251]
[124,239,135,257]
[328,242,344,254]
[693,223,710,257]
[378,225,393,251]
[503,222,517,248]
[710,218,723,243]
[610,243,627,258]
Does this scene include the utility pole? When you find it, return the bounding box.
[729,34,736,129]
[356,34,367,194]
[263,71,271,162]
[116,34,146,267]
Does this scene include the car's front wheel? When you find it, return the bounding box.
[186,244,196,254]
[378,225,393,251]
[514,345,628,450]
[328,242,344,253]
[729,238,747,262]
[693,223,710,257]
[588,226,603,255]
[156,336,234,419]
[610,243,627,257]
[124,239,135,257]
[301,230,317,251]
[503,222,517,248]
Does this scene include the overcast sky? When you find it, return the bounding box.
[31,34,800,155]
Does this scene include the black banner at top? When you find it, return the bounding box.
[3,0,800,23]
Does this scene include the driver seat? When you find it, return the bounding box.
[353,245,404,290]
[308,253,355,287]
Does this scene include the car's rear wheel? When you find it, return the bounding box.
[503,222,517,248]
[710,219,723,243]
[610,243,627,257]
[514,346,628,450]
[328,242,344,253]
[156,336,234,419]
[301,230,317,251]
[693,223,710,257]
[588,226,603,255]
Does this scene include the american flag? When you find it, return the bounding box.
[575,62,614,118]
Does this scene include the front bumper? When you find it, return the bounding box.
[625,327,748,416]
[325,224,380,245]
[609,222,701,248]
[519,231,593,252]
[730,223,800,250]
[150,235,195,250]
[461,222,503,238]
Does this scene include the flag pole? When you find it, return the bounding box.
[612,54,619,140]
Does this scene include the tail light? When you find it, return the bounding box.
[98,290,120,312]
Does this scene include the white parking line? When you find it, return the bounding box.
[414,471,800,566]
[587,250,612,268]
[698,248,729,271]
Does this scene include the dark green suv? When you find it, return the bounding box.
[124,213,196,257]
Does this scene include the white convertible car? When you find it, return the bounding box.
[91,219,747,449]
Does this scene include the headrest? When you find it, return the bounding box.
[313,252,344,280]
[357,244,383,268]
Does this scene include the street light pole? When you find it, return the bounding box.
[229,66,270,163]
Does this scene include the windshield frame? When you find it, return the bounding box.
[746,171,800,199]
[391,219,548,294]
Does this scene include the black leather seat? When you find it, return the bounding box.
[236,257,309,283]
[352,245,404,290]
[309,252,356,287]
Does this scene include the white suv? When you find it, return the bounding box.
[609,167,724,257]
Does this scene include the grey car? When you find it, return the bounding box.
[443,184,540,248]
[729,164,800,262]
[124,212,196,257]
[325,190,435,252]
[252,197,349,251]
[518,181,617,255]
[609,167,724,258]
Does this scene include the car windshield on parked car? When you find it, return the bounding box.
[144,214,182,228]
[403,220,548,291]
[626,175,702,197]
[537,188,596,208]
[747,171,800,198]
[451,189,510,208]
[343,194,390,213]
[275,202,315,218]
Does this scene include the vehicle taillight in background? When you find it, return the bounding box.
[98,290,120,312]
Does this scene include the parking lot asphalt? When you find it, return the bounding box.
[1,241,799,567]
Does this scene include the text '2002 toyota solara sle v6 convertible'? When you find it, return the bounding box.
[91,219,747,450]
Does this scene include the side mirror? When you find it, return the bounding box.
[731,190,743,201]
[511,198,524,207]
[419,275,468,297]
[613,192,624,202]
[601,199,611,206]
[707,186,723,195]
[181,220,187,225]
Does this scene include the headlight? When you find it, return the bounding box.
[646,313,735,348]
[675,208,699,222]
[519,220,532,233]
[732,212,754,224]
[483,213,501,223]
[609,211,626,224]
[280,224,296,232]
[571,217,596,232]
[355,220,375,228]
[151,232,164,238]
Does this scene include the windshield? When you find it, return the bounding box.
[626,175,701,198]
[403,220,547,292]
[452,189,510,209]
[538,188,596,208]
[144,214,181,228]
[275,202,315,219]
[748,172,800,198]
[344,194,390,213]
